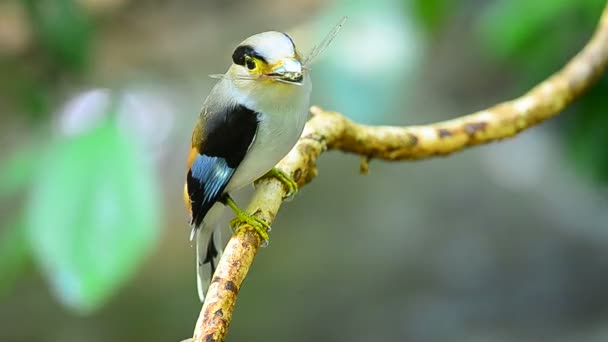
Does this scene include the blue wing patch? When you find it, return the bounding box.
[187,154,234,227]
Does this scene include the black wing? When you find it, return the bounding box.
[187,104,259,227]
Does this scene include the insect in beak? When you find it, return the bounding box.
[267,58,303,84]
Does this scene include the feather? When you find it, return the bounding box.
[186,103,259,301]
[194,205,224,302]
[187,104,260,226]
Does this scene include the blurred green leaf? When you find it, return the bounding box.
[566,77,608,183]
[411,0,454,33]
[477,0,573,59]
[476,0,604,67]
[0,221,31,297]
[24,0,93,71]
[26,119,161,313]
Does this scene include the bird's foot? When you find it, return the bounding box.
[257,167,298,200]
[224,195,270,246]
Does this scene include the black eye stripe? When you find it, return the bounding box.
[232,45,267,66]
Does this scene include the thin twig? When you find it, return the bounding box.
[191,4,608,341]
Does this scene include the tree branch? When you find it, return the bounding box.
[191,4,608,341]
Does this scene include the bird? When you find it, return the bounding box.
[184,31,312,302]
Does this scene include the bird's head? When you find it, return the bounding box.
[227,31,305,86]
[220,31,311,113]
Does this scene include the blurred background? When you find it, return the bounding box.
[1,0,608,341]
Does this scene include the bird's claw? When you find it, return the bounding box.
[229,213,271,246]
[257,167,298,200]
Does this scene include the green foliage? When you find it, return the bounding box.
[477,0,604,75]
[476,0,608,183]
[478,0,575,60]
[411,0,454,33]
[0,0,92,125]
[566,77,608,184]
[24,0,93,71]
[1,1,158,311]
[25,119,161,313]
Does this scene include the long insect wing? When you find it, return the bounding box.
[208,74,227,80]
[302,16,348,67]
[208,74,258,81]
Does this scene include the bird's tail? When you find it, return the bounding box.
[193,204,225,302]
[195,225,223,302]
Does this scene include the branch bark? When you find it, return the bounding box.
[191,4,608,341]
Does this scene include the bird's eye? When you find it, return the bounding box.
[245,56,256,70]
